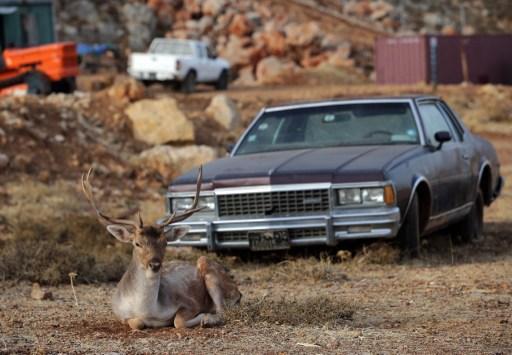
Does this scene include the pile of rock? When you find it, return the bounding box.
[148,0,356,85]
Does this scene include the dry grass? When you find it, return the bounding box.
[0,180,132,285]
[0,214,131,285]
[225,295,354,327]
[353,242,401,265]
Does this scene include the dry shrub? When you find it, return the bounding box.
[226,295,354,326]
[0,214,131,285]
[354,242,400,265]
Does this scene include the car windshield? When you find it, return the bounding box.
[235,103,420,155]
[149,41,194,56]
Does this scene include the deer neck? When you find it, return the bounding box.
[124,255,161,306]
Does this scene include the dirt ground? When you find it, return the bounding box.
[1,84,511,354]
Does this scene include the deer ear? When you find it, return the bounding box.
[164,226,190,242]
[106,225,133,243]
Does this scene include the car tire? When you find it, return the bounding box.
[397,192,421,258]
[25,71,51,95]
[452,189,484,243]
[215,70,229,90]
[52,77,76,93]
[181,71,196,93]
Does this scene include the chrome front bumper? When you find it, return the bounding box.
[165,207,401,251]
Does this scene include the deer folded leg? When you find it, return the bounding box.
[174,307,225,328]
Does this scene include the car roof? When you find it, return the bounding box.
[264,95,440,112]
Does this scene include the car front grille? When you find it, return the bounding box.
[288,228,326,240]
[217,189,330,217]
[216,231,248,243]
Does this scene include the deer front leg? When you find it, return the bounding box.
[127,318,145,330]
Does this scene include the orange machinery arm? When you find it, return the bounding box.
[1,42,79,82]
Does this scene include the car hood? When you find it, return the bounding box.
[170,145,421,191]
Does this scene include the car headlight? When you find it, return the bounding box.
[171,196,215,212]
[337,185,395,206]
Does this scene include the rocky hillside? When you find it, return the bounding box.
[56,0,512,85]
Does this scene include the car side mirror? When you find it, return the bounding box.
[226,143,235,154]
[434,131,452,150]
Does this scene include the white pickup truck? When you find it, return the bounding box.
[128,38,230,93]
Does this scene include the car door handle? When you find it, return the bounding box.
[462,154,470,160]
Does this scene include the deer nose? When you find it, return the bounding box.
[148,259,161,272]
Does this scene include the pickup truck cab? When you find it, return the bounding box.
[128,38,230,93]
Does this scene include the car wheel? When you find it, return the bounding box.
[215,70,229,90]
[397,192,421,258]
[25,71,51,95]
[52,77,76,93]
[453,189,484,243]
[181,71,196,93]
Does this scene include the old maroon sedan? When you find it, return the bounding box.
[163,96,503,256]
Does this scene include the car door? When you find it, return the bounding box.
[437,101,476,205]
[417,101,468,215]
[194,43,209,82]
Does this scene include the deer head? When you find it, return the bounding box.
[81,167,204,276]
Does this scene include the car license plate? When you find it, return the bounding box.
[248,230,290,251]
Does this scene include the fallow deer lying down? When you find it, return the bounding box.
[81,167,241,330]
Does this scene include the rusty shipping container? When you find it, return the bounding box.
[375,35,512,85]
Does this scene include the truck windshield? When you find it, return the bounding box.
[235,103,420,155]
[149,41,194,56]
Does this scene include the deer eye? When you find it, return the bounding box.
[134,242,142,248]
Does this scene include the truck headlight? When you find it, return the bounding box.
[337,185,395,206]
[171,196,215,212]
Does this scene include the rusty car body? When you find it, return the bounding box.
[163,96,503,255]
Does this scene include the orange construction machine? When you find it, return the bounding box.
[0,0,79,95]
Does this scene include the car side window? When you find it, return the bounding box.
[438,102,465,141]
[418,103,456,144]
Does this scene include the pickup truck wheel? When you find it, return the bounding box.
[215,70,229,90]
[181,71,196,93]
[25,71,51,95]
[397,193,421,258]
[452,189,484,243]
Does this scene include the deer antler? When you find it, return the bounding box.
[157,166,204,229]
[81,168,142,229]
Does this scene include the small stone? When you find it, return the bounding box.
[31,283,53,301]
[54,134,65,143]
[0,152,9,169]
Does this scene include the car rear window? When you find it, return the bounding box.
[149,41,194,56]
[235,103,419,155]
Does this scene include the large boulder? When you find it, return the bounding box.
[107,77,145,102]
[202,0,227,16]
[256,56,297,85]
[284,22,322,47]
[232,66,257,87]
[262,31,287,57]
[217,35,253,68]
[228,14,253,37]
[125,98,195,145]
[134,145,218,180]
[205,94,241,130]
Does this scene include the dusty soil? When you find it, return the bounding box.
[1,84,512,354]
